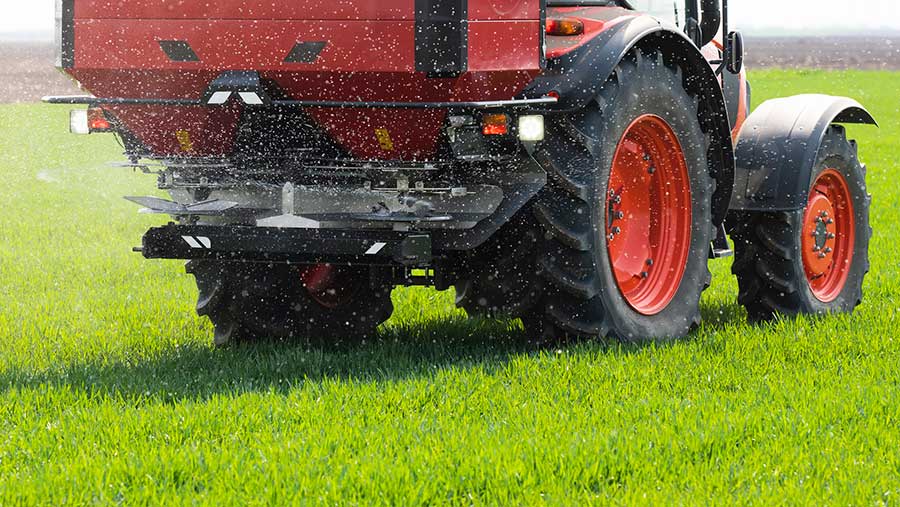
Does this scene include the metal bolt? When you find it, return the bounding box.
[818,253,827,259]
[609,189,616,197]
[616,211,625,219]
[827,232,835,239]
[641,271,649,279]
[608,233,615,241]
[813,246,821,252]
[822,211,830,218]
[646,259,654,266]
[643,153,651,161]
[611,226,621,235]
[826,219,834,225]
[648,166,656,174]
[825,247,833,253]
[614,195,622,204]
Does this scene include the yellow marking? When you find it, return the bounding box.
[175,129,194,152]
[374,128,394,151]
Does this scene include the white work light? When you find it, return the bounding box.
[518,114,545,142]
[69,109,89,135]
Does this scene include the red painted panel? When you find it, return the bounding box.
[306,108,446,160]
[106,104,241,156]
[468,0,541,20]
[75,0,415,21]
[467,21,541,71]
[76,0,540,21]
[74,20,417,72]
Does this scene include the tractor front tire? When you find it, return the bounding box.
[187,261,394,347]
[729,125,871,321]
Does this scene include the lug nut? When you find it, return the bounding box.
[827,232,835,239]
[648,166,656,174]
[643,153,651,161]
[813,246,821,252]
[616,211,625,219]
[640,271,649,279]
[611,226,621,235]
[818,253,827,259]
[608,233,615,241]
[646,259,654,266]
[826,219,834,225]
[825,247,833,253]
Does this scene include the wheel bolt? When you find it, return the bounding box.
[641,271,649,279]
[813,246,820,252]
[825,247,833,253]
[818,253,827,259]
[648,166,656,174]
[646,259,654,266]
[827,232,835,239]
[616,211,625,219]
[826,219,834,225]
[608,233,615,241]
[643,153,651,161]
[614,195,622,204]
[611,226,621,235]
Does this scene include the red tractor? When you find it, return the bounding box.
[47,0,875,345]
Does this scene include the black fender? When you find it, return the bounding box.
[728,94,877,212]
[524,15,735,226]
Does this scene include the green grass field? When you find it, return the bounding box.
[1,70,898,505]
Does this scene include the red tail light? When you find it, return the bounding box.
[482,113,509,136]
[87,108,112,131]
[546,18,585,36]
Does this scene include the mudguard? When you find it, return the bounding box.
[729,94,877,211]
[524,15,735,226]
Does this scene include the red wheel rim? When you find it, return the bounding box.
[606,114,692,316]
[299,264,356,308]
[801,169,855,302]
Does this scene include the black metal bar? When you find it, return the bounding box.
[141,224,433,266]
[44,95,557,109]
[56,0,75,69]
[270,97,557,109]
[43,96,203,106]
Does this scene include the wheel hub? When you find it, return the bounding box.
[299,264,355,308]
[801,169,855,302]
[605,114,692,316]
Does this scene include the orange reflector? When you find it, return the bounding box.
[87,108,111,131]
[546,18,585,36]
[482,113,508,136]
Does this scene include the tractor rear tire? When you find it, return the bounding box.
[186,261,394,347]
[729,125,871,321]
[524,48,715,342]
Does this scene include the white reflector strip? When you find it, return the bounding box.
[207,91,232,105]
[197,236,211,249]
[238,92,264,105]
[182,235,203,249]
[365,242,387,255]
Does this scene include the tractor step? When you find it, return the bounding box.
[709,223,734,258]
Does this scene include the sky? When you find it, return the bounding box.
[1,0,898,39]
